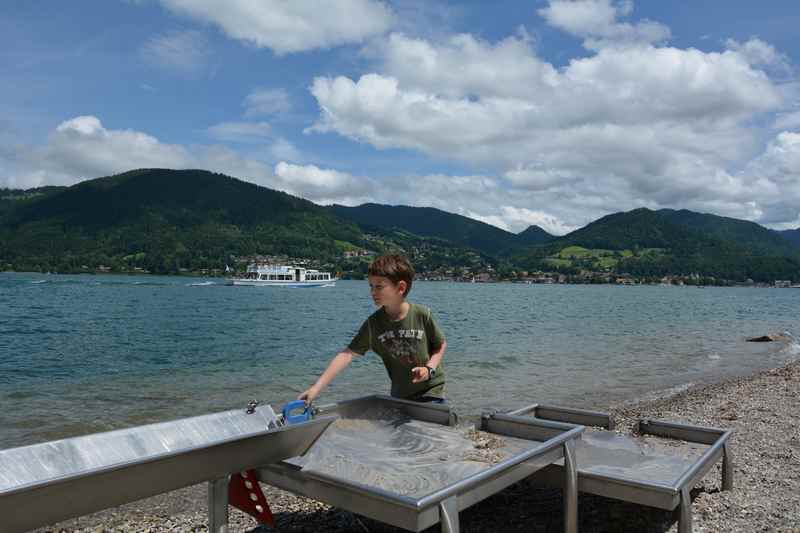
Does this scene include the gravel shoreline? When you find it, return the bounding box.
[41,361,800,532]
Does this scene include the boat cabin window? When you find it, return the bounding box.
[241,270,330,282]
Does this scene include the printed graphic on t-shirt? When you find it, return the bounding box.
[377,329,424,367]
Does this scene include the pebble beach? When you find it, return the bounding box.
[39,361,800,533]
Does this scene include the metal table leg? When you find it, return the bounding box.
[677,486,692,533]
[439,495,460,533]
[563,439,578,533]
[722,442,734,491]
[208,476,230,533]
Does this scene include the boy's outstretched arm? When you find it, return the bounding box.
[411,340,447,383]
[298,348,357,404]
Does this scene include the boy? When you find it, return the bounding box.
[299,255,447,404]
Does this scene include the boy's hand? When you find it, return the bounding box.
[411,366,429,383]
[298,385,321,405]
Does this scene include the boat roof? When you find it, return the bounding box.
[246,264,330,274]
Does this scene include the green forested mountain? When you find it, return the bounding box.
[657,208,799,256]
[510,208,800,282]
[2,170,799,282]
[779,228,800,247]
[1,169,366,273]
[7,169,318,228]
[0,186,65,218]
[329,203,532,255]
[516,225,555,246]
[554,208,705,250]
[0,170,491,274]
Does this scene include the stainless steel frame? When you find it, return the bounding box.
[254,395,584,533]
[509,403,734,533]
[0,405,335,533]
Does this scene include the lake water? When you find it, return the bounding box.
[1,272,798,449]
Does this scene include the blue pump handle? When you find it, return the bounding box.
[282,400,311,425]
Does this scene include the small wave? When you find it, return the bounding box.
[780,341,800,356]
[658,382,695,397]
[707,352,721,360]
[623,381,696,407]
[188,281,216,286]
[762,330,800,357]
[30,280,48,284]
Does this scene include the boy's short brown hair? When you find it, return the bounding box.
[368,255,415,296]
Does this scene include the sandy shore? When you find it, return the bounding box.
[40,361,800,532]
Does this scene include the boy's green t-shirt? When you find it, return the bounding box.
[348,303,446,400]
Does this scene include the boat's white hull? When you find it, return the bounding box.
[228,279,337,287]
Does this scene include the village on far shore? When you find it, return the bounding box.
[47,246,800,289]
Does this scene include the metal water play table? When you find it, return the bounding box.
[509,403,733,533]
[0,403,336,533]
[253,395,584,533]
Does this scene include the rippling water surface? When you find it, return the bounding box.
[1,272,798,448]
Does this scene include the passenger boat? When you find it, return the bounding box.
[228,264,337,287]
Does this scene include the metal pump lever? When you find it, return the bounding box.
[228,400,315,527]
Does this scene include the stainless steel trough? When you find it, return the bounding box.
[253,395,584,533]
[0,403,336,533]
[509,403,734,533]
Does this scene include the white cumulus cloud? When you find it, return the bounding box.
[22,116,191,186]
[274,161,375,205]
[157,0,394,55]
[1,116,275,190]
[0,116,370,208]
[725,37,791,73]
[538,0,670,50]
[269,138,302,162]
[305,7,800,230]
[310,34,780,167]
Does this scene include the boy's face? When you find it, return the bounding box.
[368,275,406,307]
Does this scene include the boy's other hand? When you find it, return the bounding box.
[411,366,429,383]
[298,385,321,405]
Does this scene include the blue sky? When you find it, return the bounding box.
[2,0,799,234]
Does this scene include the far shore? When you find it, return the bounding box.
[39,359,800,533]
[3,269,796,288]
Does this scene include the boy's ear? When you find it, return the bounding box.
[397,280,407,295]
